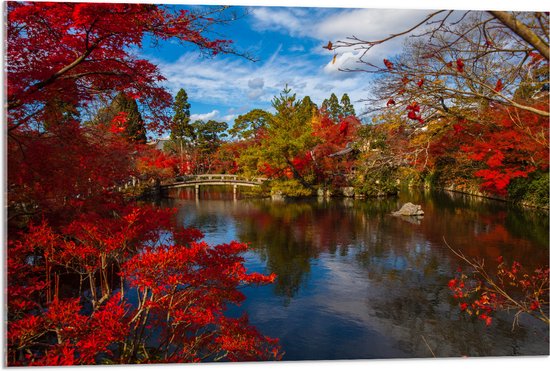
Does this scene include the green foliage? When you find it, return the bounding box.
[237,142,263,177]
[424,156,480,193]
[321,93,356,122]
[258,87,317,186]
[171,88,194,142]
[322,93,341,122]
[352,124,399,197]
[354,167,399,197]
[229,109,272,140]
[508,171,549,207]
[397,167,423,187]
[340,93,356,117]
[193,119,228,150]
[270,179,314,198]
[298,96,318,123]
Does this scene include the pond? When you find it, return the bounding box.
[160,187,549,360]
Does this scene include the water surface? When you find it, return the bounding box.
[161,188,549,360]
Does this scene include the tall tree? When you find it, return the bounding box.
[321,93,342,122]
[340,93,356,117]
[258,87,318,188]
[194,120,228,147]
[171,88,194,142]
[168,88,194,171]
[229,109,272,140]
[93,92,147,143]
[192,119,229,173]
[297,95,318,124]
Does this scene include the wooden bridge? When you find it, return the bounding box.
[162,174,267,197]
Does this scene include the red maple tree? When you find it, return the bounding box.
[7,2,280,365]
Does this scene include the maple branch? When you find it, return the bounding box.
[7,43,99,110]
[61,71,131,79]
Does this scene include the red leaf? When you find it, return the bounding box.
[494,79,503,92]
[456,58,464,73]
[406,102,420,112]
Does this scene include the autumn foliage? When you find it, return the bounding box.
[6,2,550,362]
[8,209,280,365]
[7,1,231,132]
[398,101,549,197]
[448,256,549,327]
[460,104,549,195]
[7,2,279,366]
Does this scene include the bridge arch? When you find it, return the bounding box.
[162,174,267,198]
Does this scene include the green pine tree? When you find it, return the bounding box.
[171,88,194,143]
[263,87,317,188]
[340,93,356,117]
[321,93,342,122]
[297,95,318,124]
[229,109,272,140]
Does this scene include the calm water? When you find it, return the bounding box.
[160,188,549,360]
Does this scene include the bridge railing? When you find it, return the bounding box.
[167,174,269,185]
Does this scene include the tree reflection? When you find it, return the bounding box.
[163,188,549,357]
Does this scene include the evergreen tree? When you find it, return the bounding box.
[321,93,342,122]
[192,119,228,174]
[297,95,318,124]
[340,93,356,117]
[262,87,317,188]
[193,119,228,149]
[229,109,272,140]
[93,92,146,143]
[171,88,194,142]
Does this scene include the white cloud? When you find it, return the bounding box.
[323,51,363,75]
[250,7,307,37]
[251,7,432,42]
[154,50,373,118]
[222,114,238,122]
[247,89,265,100]
[190,109,220,122]
[251,7,435,65]
[149,7,463,121]
[248,77,265,89]
[152,6,437,120]
[188,110,238,125]
[316,8,431,42]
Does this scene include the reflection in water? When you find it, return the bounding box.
[162,187,549,360]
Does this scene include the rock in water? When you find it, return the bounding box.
[392,202,424,216]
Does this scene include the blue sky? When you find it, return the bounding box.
[136,0,543,131]
[140,4,435,127]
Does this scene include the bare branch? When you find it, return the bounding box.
[489,11,549,60]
